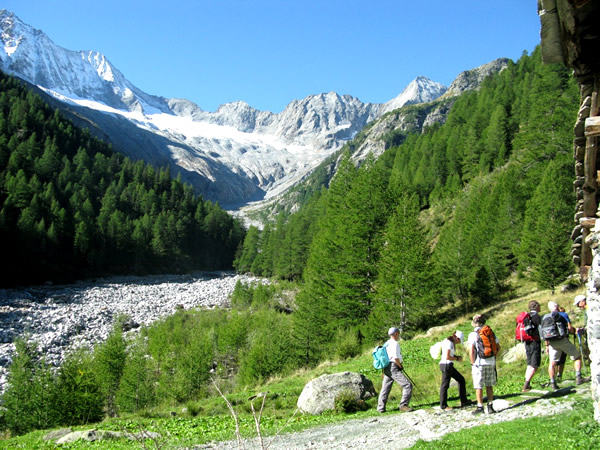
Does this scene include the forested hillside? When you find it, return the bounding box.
[235,47,579,362]
[0,71,245,287]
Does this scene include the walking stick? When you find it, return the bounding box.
[577,333,586,369]
[400,367,422,400]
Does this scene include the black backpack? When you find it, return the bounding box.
[540,311,567,341]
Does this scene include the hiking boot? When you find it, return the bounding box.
[442,406,453,412]
[522,382,531,393]
[472,406,484,415]
[576,375,591,385]
[460,400,473,408]
[487,403,497,414]
[399,405,414,412]
[551,380,560,390]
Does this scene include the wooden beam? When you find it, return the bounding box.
[585,116,600,137]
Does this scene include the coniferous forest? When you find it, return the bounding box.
[235,48,579,363]
[0,71,245,287]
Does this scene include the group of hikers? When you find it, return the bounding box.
[376,294,591,415]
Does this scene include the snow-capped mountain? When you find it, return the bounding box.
[0,9,452,208]
[380,76,447,115]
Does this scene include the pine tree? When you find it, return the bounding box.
[368,194,435,338]
[93,320,127,417]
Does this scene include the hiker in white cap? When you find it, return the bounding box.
[573,294,590,365]
[439,330,470,411]
[377,327,413,413]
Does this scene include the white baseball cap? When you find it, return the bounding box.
[455,330,464,343]
[548,301,559,311]
[573,294,586,306]
[388,327,399,335]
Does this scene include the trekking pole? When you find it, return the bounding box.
[577,333,586,369]
[400,367,422,399]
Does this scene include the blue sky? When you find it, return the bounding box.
[3,1,542,113]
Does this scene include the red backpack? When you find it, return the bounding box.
[515,312,538,342]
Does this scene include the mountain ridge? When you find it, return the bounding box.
[0,9,506,209]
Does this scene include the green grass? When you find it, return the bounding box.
[411,398,599,449]
[1,284,594,449]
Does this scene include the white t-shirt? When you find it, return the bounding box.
[385,338,403,364]
[467,327,498,366]
[440,338,454,364]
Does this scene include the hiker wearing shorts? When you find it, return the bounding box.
[439,330,469,411]
[555,306,569,380]
[468,314,500,415]
[377,327,413,413]
[522,301,542,392]
[544,301,590,389]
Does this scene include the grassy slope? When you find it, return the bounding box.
[1,282,595,449]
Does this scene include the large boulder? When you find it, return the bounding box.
[502,342,527,364]
[297,371,376,415]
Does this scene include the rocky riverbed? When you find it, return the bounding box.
[0,272,263,392]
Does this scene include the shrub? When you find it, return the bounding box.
[216,310,249,359]
[334,389,368,413]
[186,401,203,417]
[93,319,127,416]
[116,336,157,413]
[332,328,362,360]
[237,310,292,385]
[55,348,104,425]
[231,280,253,308]
[0,339,58,435]
[145,310,215,404]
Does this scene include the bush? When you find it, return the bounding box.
[55,348,104,425]
[186,401,203,417]
[231,280,253,309]
[93,319,127,416]
[0,339,58,435]
[334,390,368,413]
[237,310,292,385]
[332,328,362,360]
[216,310,249,359]
[116,336,157,413]
[145,310,215,404]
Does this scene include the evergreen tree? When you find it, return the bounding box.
[1,340,58,435]
[93,320,127,417]
[368,194,435,338]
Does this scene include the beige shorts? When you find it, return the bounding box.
[548,337,581,362]
[471,365,497,389]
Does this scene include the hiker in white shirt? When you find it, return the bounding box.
[439,330,469,411]
[377,327,413,413]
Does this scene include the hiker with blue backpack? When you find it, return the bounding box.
[467,314,500,415]
[376,327,413,413]
[439,330,470,411]
[542,301,590,389]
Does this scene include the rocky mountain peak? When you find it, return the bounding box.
[0,10,513,209]
[444,57,510,97]
[380,76,447,115]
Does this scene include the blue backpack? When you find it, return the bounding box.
[372,342,390,369]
